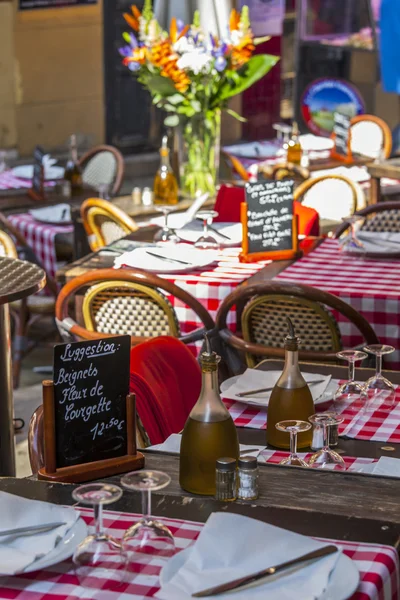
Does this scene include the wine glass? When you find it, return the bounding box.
[334,350,368,413]
[338,216,366,256]
[121,470,175,561]
[363,344,396,410]
[275,420,312,467]
[97,183,111,200]
[308,413,345,470]
[194,210,220,250]
[72,483,127,585]
[154,205,181,244]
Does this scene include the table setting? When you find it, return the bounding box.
[0,154,63,191]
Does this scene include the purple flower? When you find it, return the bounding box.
[128,62,141,72]
[177,19,185,34]
[215,55,227,72]
[118,45,132,57]
[129,32,138,48]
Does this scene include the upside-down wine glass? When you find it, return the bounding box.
[308,413,345,470]
[194,210,220,250]
[154,205,181,244]
[363,344,396,410]
[334,350,368,413]
[338,216,366,256]
[121,470,175,561]
[275,420,312,467]
[72,483,126,585]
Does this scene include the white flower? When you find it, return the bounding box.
[230,30,243,46]
[177,49,212,75]
[173,36,195,54]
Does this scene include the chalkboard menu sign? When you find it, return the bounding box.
[240,180,299,262]
[29,145,45,202]
[38,336,144,483]
[19,0,97,10]
[331,111,352,162]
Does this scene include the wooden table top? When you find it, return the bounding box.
[367,158,400,179]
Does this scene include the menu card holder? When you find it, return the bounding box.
[38,382,144,483]
[330,111,353,163]
[28,145,46,202]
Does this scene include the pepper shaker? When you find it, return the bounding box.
[215,457,237,502]
[238,456,258,501]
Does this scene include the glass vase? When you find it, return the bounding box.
[177,109,221,199]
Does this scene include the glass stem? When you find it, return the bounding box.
[94,503,103,538]
[376,353,382,377]
[203,218,209,237]
[164,212,169,229]
[142,489,151,524]
[289,430,298,457]
[348,360,355,382]
[324,423,330,450]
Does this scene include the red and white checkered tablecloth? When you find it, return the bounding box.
[0,170,32,190]
[224,382,400,443]
[0,507,397,599]
[8,212,73,279]
[259,448,376,471]
[274,238,400,369]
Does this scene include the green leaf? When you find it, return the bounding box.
[164,115,180,127]
[147,75,177,97]
[122,32,131,44]
[218,54,280,102]
[226,108,247,123]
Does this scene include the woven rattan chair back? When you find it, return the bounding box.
[294,174,358,221]
[334,201,400,238]
[81,198,138,251]
[79,145,124,196]
[242,294,342,367]
[82,281,180,339]
[0,231,17,258]
[259,162,310,186]
[350,115,392,160]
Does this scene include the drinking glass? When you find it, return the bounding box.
[72,483,126,585]
[334,350,368,413]
[121,470,175,560]
[338,216,366,256]
[363,344,396,409]
[194,210,220,250]
[97,183,111,200]
[0,151,6,174]
[154,205,180,244]
[275,420,312,467]
[308,413,345,469]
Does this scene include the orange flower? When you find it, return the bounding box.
[231,36,255,69]
[229,9,240,32]
[148,39,190,92]
[123,5,141,30]
[169,17,190,45]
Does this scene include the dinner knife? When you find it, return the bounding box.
[207,225,231,241]
[236,378,326,398]
[145,250,191,266]
[192,544,338,597]
[0,522,67,538]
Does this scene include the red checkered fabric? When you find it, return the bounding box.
[0,506,396,599]
[8,213,73,279]
[259,448,376,471]
[0,170,55,190]
[274,238,400,369]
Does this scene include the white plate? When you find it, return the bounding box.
[299,134,334,152]
[114,244,219,274]
[178,221,242,247]
[0,518,87,575]
[29,203,72,225]
[220,375,336,407]
[160,546,359,600]
[12,165,65,181]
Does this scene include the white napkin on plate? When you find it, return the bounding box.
[29,203,71,223]
[372,456,400,477]
[0,491,78,575]
[149,433,265,458]
[156,513,340,600]
[356,231,400,253]
[222,369,331,405]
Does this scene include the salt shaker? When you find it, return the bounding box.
[215,457,237,502]
[131,186,142,206]
[142,187,153,206]
[311,420,324,451]
[237,456,258,501]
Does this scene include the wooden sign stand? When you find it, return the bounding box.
[38,381,144,483]
[330,122,353,164]
[239,202,301,263]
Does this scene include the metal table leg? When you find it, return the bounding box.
[0,303,15,476]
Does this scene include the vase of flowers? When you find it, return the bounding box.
[120,1,279,198]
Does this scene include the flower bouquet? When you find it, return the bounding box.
[120,0,279,197]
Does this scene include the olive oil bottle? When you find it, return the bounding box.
[267,318,315,449]
[64,134,83,196]
[153,136,179,205]
[286,121,302,165]
[180,338,239,495]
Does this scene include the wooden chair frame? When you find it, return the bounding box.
[221,150,250,182]
[350,114,393,160]
[215,281,379,363]
[81,198,138,251]
[259,162,310,182]
[78,144,125,196]
[0,231,18,258]
[55,268,215,346]
[334,200,400,238]
[294,174,358,217]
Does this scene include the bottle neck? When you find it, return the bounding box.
[277,347,307,389]
[190,364,229,423]
[160,152,171,170]
[70,145,78,163]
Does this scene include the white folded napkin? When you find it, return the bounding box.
[222,369,331,405]
[156,513,340,600]
[0,491,78,575]
[372,456,400,478]
[356,231,400,253]
[29,203,71,224]
[150,193,209,229]
[150,433,265,458]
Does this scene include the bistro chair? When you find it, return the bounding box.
[78,144,125,196]
[0,213,57,388]
[221,150,250,182]
[55,268,215,346]
[258,162,310,186]
[335,200,400,237]
[350,114,392,160]
[216,281,379,369]
[81,198,139,251]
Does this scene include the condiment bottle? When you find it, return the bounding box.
[238,456,258,501]
[153,136,179,205]
[215,457,237,501]
[64,134,83,196]
[286,121,302,165]
[267,318,315,449]
[180,336,239,496]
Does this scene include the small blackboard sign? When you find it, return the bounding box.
[240,180,298,262]
[30,145,45,201]
[332,111,351,159]
[53,335,131,469]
